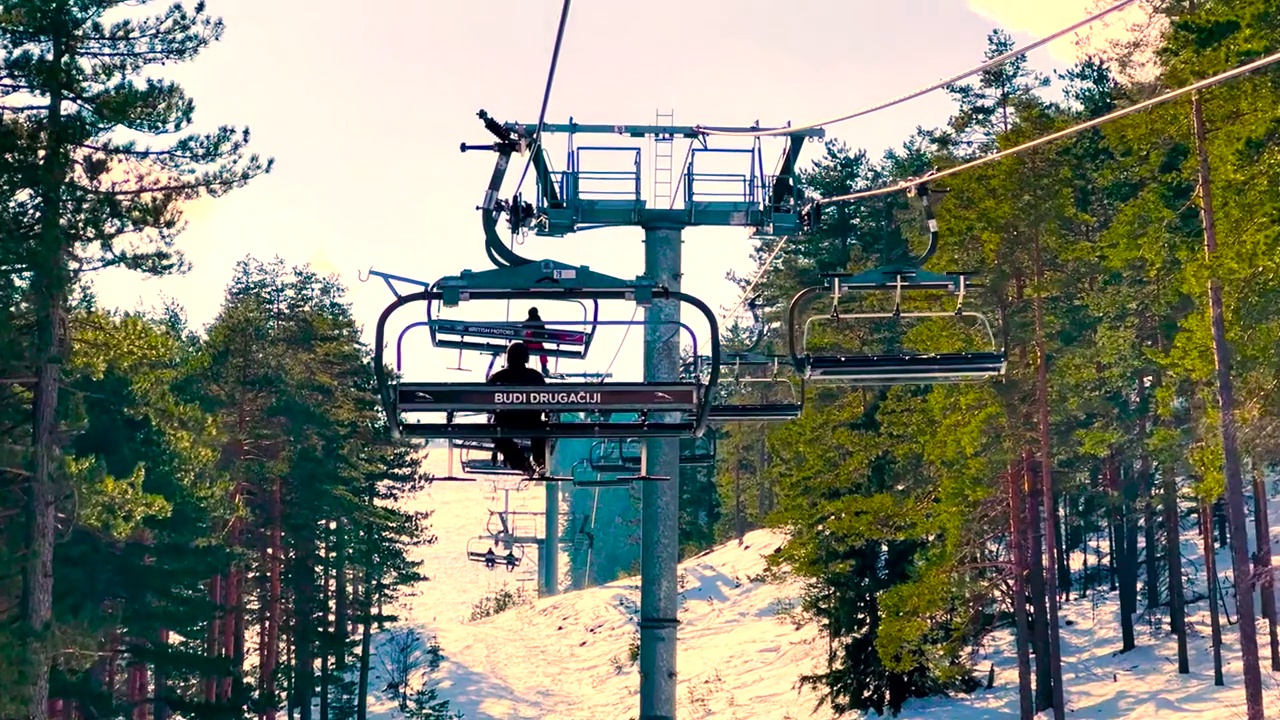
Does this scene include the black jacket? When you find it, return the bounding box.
[487,365,547,427]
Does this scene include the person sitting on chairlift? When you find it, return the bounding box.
[522,308,552,377]
[486,342,549,477]
[483,547,497,569]
[504,550,517,570]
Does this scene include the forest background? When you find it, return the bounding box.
[2,1,1279,720]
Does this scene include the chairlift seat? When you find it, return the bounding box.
[803,351,1006,383]
[706,403,803,422]
[460,459,527,476]
[466,538,525,571]
[587,439,641,473]
[573,476,637,488]
[571,474,671,489]
[679,435,717,465]
[429,319,591,360]
[396,382,705,439]
[589,459,640,473]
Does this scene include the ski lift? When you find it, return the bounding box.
[788,268,1006,384]
[786,181,1006,385]
[688,353,804,421]
[426,297,599,361]
[569,456,669,488]
[373,260,722,440]
[466,537,525,572]
[452,438,529,476]
[587,439,641,473]
[679,434,717,466]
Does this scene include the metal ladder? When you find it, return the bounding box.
[652,109,675,208]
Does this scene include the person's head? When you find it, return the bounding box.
[527,307,540,320]
[506,341,530,367]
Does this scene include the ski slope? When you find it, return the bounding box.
[368,446,1280,719]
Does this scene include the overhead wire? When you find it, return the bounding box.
[600,306,641,381]
[719,46,1280,323]
[820,48,1280,203]
[694,0,1141,138]
[514,0,574,199]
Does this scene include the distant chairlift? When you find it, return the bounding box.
[587,438,642,473]
[450,438,530,476]
[466,537,524,572]
[569,461,644,489]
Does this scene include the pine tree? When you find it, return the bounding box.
[0,3,269,713]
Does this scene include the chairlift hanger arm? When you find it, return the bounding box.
[769,136,806,214]
[786,285,824,373]
[905,179,940,265]
[465,111,536,268]
[362,269,432,299]
[507,124,563,211]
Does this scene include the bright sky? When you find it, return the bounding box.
[87,0,1144,383]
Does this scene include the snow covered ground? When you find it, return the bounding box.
[367,445,1280,719]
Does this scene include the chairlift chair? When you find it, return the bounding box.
[785,179,1006,385]
[373,261,722,441]
[570,455,670,488]
[450,438,532,476]
[426,296,599,361]
[679,434,717,465]
[703,353,804,421]
[466,537,525,572]
[587,439,642,473]
[787,268,1006,385]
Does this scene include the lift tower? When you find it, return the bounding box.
[482,116,824,720]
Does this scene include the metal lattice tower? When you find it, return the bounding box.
[652,109,675,208]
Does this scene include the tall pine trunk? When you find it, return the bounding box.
[319,530,331,720]
[1139,397,1160,613]
[1164,468,1189,673]
[1023,454,1052,713]
[262,477,284,720]
[335,522,349,673]
[25,26,71,720]
[1009,462,1034,720]
[1251,466,1279,670]
[294,534,318,720]
[206,575,222,702]
[154,628,170,720]
[1201,499,1225,686]
[356,567,373,720]
[1032,231,1065,719]
[1189,76,1263,719]
[1110,457,1137,652]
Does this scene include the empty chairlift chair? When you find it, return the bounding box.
[700,353,804,421]
[787,267,1006,385]
[587,438,642,473]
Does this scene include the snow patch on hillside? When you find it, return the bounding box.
[367,447,1280,719]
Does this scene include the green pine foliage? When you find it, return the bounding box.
[2,1,1280,720]
[719,4,1280,717]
